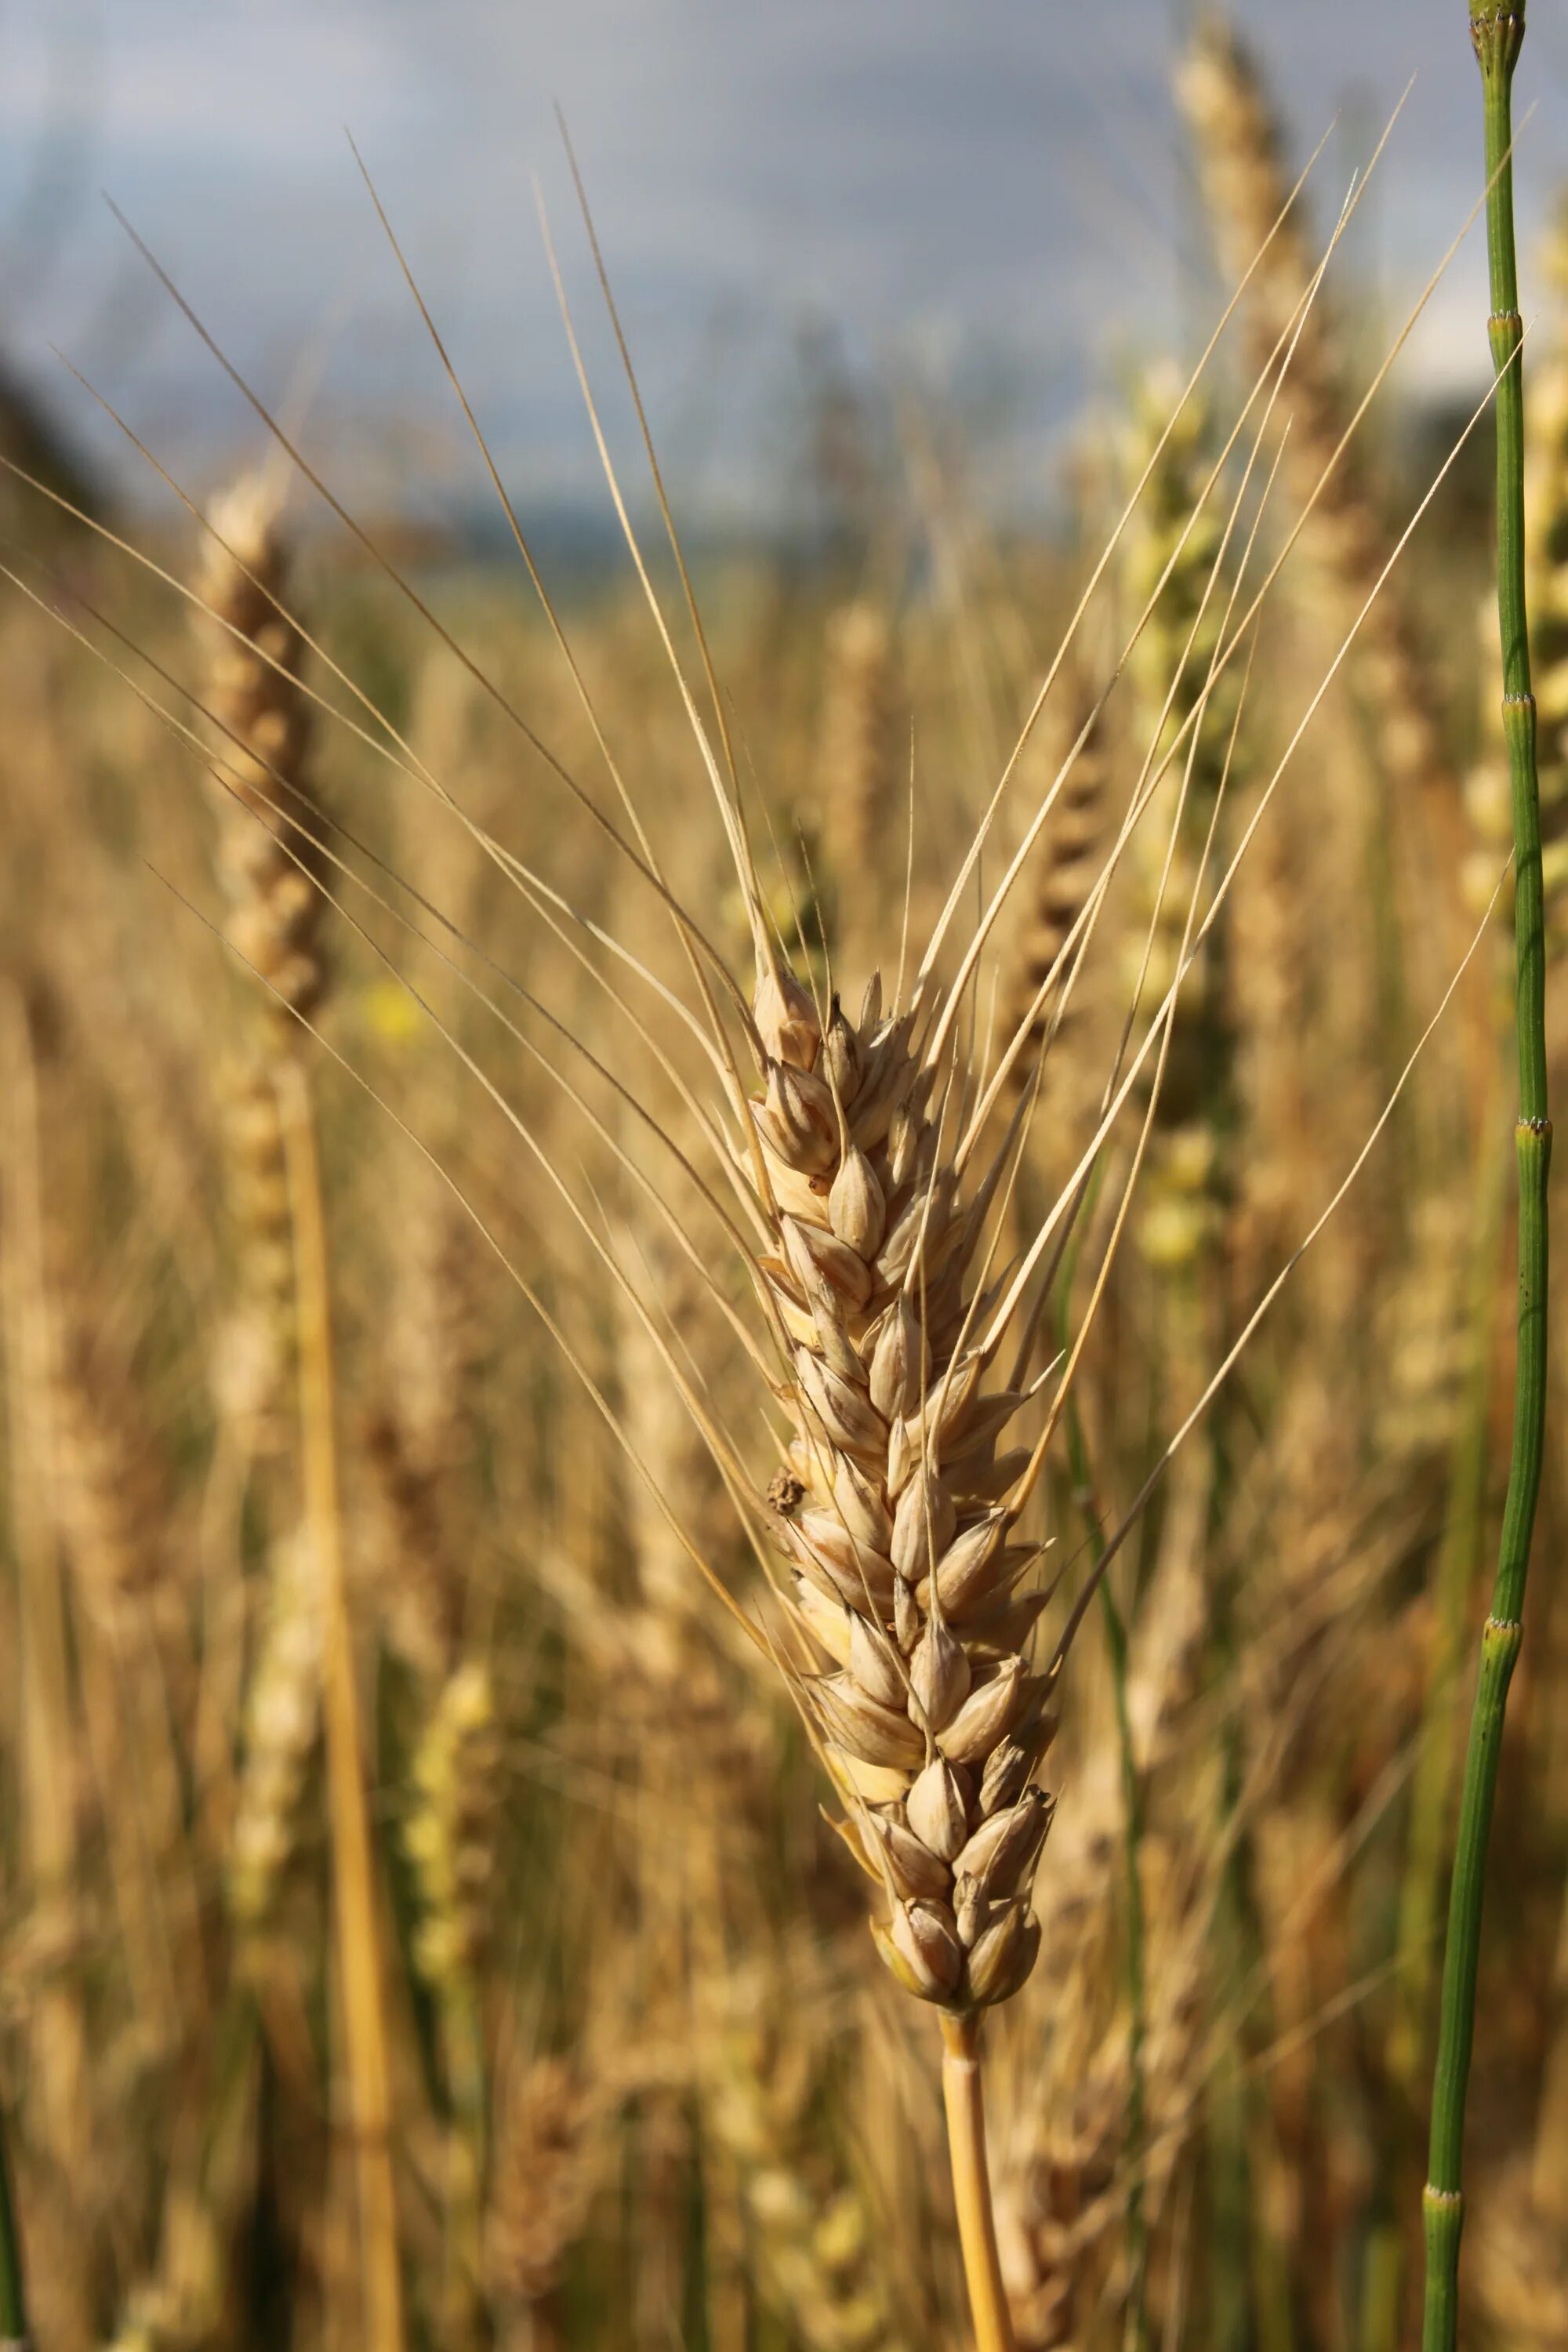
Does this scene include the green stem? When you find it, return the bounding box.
[1422,12,1551,2348]
[0,2094,27,2349]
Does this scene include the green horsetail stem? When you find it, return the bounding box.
[1422,9,1552,2348]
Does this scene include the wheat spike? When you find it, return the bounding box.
[227,1530,322,1937]
[390,1161,489,1486]
[405,1658,503,2344]
[1119,368,1239,1286]
[212,1051,296,1451]
[706,1958,909,2352]
[361,1403,463,1686]
[1227,764,1312,1283]
[993,1502,1212,2348]
[363,1154,490,1683]
[485,2056,613,2325]
[198,471,329,1029]
[994,676,1109,1105]
[44,1267,201,2049]
[194,470,323,1639]
[46,1285,169,1620]
[995,1831,1204,2351]
[404,1661,504,1991]
[817,601,902,932]
[746,956,1057,2016]
[1178,16,1468,885]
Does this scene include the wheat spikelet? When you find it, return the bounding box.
[1178,17,1466,877]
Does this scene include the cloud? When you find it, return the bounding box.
[0,0,1555,512]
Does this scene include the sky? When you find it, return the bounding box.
[1,0,1565,526]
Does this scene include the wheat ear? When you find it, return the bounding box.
[816,601,902,938]
[739,949,1060,2351]
[706,1971,909,2352]
[1178,13,1477,1024]
[405,1658,503,2339]
[993,670,1109,1111]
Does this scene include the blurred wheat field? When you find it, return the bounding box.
[2,9,1568,2350]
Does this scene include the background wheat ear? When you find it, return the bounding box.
[1178,8,1480,1083]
